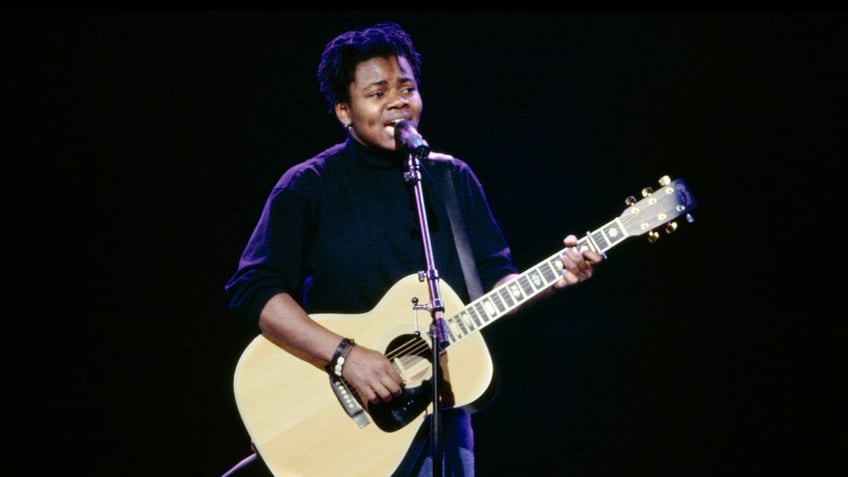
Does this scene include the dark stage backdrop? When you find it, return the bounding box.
[6,10,842,476]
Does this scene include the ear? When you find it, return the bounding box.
[334,102,351,128]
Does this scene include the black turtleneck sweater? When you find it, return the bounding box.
[225,137,517,322]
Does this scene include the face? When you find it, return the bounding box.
[335,55,423,153]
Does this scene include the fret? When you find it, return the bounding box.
[548,257,563,272]
[473,302,489,323]
[577,227,604,255]
[528,269,545,291]
[481,297,498,318]
[539,263,557,286]
[458,310,476,332]
[467,306,484,327]
[446,316,462,342]
[498,287,515,309]
[453,313,471,336]
[600,221,624,248]
[538,261,557,285]
[517,275,535,295]
[507,280,526,302]
[490,292,506,313]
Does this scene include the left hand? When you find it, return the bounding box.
[554,234,603,289]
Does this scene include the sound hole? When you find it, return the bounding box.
[368,334,433,432]
[388,334,432,386]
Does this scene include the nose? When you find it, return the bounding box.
[388,91,408,109]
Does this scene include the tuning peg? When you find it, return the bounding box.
[647,230,660,243]
[664,221,678,234]
[686,213,695,223]
[658,175,671,186]
[641,186,653,197]
[625,195,637,206]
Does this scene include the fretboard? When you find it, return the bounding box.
[441,217,628,349]
[440,175,696,349]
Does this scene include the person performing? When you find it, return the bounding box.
[224,21,602,477]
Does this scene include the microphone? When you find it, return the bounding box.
[394,120,430,158]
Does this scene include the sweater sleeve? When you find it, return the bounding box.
[224,164,320,324]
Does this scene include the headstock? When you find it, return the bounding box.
[620,175,697,242]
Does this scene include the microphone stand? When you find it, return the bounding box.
[402,147,450,477]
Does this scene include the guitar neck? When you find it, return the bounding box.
[441,217,627,349]
[439,176,697,348]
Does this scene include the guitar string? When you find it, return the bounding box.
[385,335,429,360]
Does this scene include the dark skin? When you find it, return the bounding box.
[258,54,602,408]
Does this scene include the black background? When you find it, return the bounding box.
[7,9,843,476]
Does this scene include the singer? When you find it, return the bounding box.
[224,22,602,477]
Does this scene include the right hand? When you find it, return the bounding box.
[342,345,404,406]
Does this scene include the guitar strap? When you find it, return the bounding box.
[441,164,485,301]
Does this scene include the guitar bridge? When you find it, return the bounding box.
[329,375,370,428]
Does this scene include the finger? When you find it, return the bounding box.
[561,248,583,273]
[356,386,378,405]
[562,234,579,248]
[379,374,404,398]
[559,271,579,286]
[576,255,593,275]
[373,382,399,403]
[582,249,604,265]
[386,378,404,397]
[561,255,591,282]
